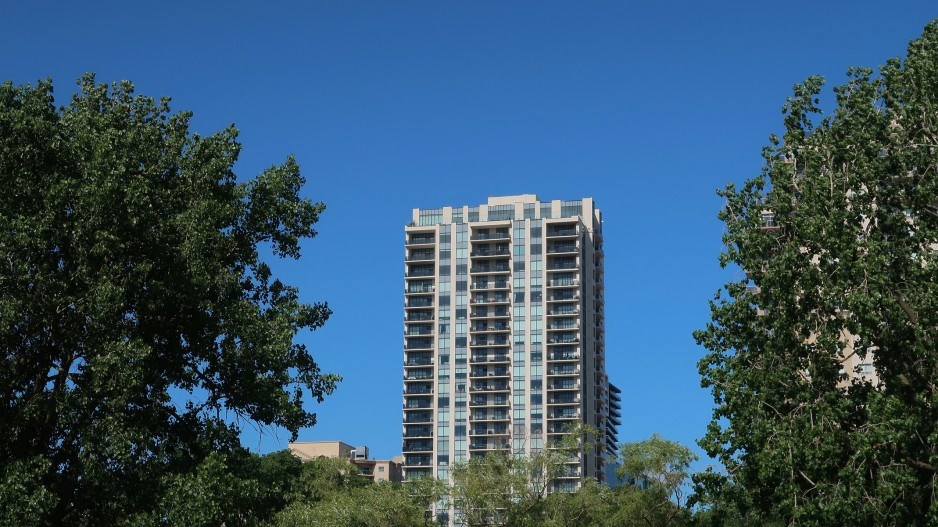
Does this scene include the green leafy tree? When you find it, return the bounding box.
[450,425,595,527]
[0,75,337,526]
[617,434,696,527]
[695,20,938,526]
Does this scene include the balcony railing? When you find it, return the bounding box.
[471,296,509,304]
[547,245,577,254]
[407,235,436,245]
[472,309,510,318]
[407,252,435,261]
[405,358,434,366]
[405,328,433,336]
[547,261,578,270]
[470,232,510,241]
[471,282,509,290]
[471,338,508,346]
[470,355,509,363]
[471,249,510,257]
[406,312,434,322]
[471,264,511,273]
[403,428,432,437]
[405,340,433,349]
[547,228,577,237]
[406,285,435,294]
[547,336,580,345]
[404,414,433,423]
[404,386,433,395]
[406,269,435,277]
[403,442,433,452]
[405,298,433,308]
[472,324,509,332]
[405,373,434,380]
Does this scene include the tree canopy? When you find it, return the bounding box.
[0,75,337,526]
[695,19,938,526]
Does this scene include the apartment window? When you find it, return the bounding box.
[419,208,443,226]
[379,466,385,472]
[540,203,552,219]
[524,203,536,219]
[488,205,514,221]
[468,207,479,222]
[560,200,582,218]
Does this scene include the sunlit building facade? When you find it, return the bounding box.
[402,195,618,509]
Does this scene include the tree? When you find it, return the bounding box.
[0,75,338,525]
[449,425,595,527]
[695,20,938,526]
[617,434,696,527]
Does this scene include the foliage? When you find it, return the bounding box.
[695,20,938,526]
[618,434,696,527]
[0,75,336,525]
[450,425,592,527]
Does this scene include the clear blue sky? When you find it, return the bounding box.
[4,2,936,462]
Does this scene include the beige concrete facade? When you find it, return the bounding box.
[403,196,619,501]
[288,441,403,483]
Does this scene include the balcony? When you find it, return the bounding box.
[405,311,434,322]
[405,285,435,295]
[547,322,579,331]
[404,357,434,366]
[469,397,509,407]
[405,268,435,278]
[547,260,578,271]
[405,339,433,350]
[547,244,577,255]
[471,308,510,318]
[471,383,510,392]
[470,232,510,241]
[404,400,432,409]
[470,264,511,274]
[548,367,580,376]
[471,247,510,258]
[404,413,433,424]
[406,235,436,246]
[403,427,433,438]
[403,457,432,467]
[470,338,508,347]
[547,395,580,405]
[406,251,435,262]
[404,385,433,395]
[404,371,434,381]
[470,368,508,378]
[405,298,433,309]
[471,412,509,421]
[470,354,509,364]
[470,295,509,305]
[470,427,508,436]
[547,279,578,288]
[547,306,578,316]
[546,227,578,238]
[549,381,578,391]
[470,281,509,291]
[403,441,433,452]
[549,411,579,420]
[548,293,579,302]
[548,351,579,361]
[470,323,509,333]
[405,326,433,336]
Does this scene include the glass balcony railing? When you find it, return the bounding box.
[470,264,511,273]
[407,235,436,245]
[470,232,510,241]
[547,244,577,254]
[547,228,577,237]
